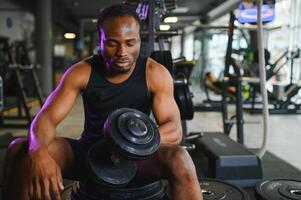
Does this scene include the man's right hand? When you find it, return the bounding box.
[28,147,64,200]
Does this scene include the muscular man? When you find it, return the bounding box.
[3,4,202,200]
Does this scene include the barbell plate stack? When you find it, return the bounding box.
[255,179,301,200]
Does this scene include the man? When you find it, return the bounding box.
[3,4,203,200]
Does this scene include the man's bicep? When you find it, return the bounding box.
[39,66,85,126]
[152,93,180,125]
[151,78,180,125]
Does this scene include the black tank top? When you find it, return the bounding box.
[81,55,152,141]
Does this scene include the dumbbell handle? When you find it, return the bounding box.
[182,143,196,152]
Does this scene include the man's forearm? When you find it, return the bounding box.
[28,114,57,153]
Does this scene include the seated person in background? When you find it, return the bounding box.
[205,71,236,94]
[3,4,203,200]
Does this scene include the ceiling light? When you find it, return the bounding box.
[234,20,240,26]
[92,18,97,23]
[164,16,178,23]
[159,24,171,31]
[64,33,76,39]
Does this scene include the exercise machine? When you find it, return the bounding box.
[0,37,44,128]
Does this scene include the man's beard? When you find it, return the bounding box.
[108,57,132,74]
[112,63,132,74]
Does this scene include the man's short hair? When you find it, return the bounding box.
[97,4,141,37]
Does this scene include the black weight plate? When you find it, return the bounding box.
[255,179,301,200]
[86,139,137,186]
[117,112,154,145]
[109,108,160,159]
[184,84,194,120]
[106,108,160,160]
[199,179,248,200]
[71,181,167,200]
[174,84,187,120]
[174,84,194,120]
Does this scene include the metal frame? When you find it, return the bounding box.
[0,39,44,128]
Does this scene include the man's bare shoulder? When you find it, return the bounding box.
[146,57,173,92]
[60,57,93,90]
[146,57,172,77]
[71,57,92,74]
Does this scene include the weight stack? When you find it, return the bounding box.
[191,132,262,187]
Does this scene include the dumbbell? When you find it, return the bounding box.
[86,108,161,187]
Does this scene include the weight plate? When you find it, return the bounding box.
[199,179,248,200]
[184,84,194,120]
[174,83,194,120]
[71,181,167,200]
[105,108,160,160]
[174,84,186,120]
[255,179,301,200]
[117,112,153,145]
[86,139,137,186]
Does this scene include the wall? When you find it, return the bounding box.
[0,0,35,43]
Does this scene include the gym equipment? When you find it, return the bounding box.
[199,179,249,200]
[246,48,301,114]
[150,51,174,76]
[174,78,194,120]
[174,60,195,80]
[0,37,44,127]
[190,132,262,187]
[86,108,160,186]
[61,181,167,200]
[255,179,301,200]
[130,0,179,60]
[135,0,176,56]
[222,11,247,143]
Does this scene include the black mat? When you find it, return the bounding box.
[261,151,301,180]
[191,149,301,200]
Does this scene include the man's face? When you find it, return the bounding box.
[99,15,141,74]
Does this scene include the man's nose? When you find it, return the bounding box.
[116,44,127,57]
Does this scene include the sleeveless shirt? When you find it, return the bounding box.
[81,55,152,141]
